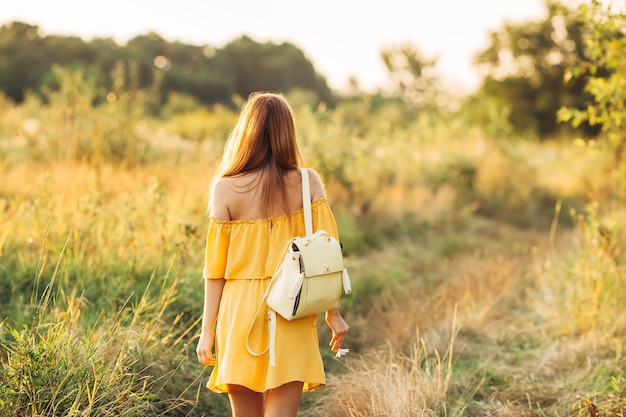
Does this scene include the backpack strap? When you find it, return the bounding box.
[245,168,313,367]
[245,237,295,367]
[300,168,313,236]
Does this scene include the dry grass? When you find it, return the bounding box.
[312,190,626,416]
[313,311,464,417]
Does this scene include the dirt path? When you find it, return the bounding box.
[317,216,583,416]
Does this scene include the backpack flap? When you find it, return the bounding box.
[293,231,344,277]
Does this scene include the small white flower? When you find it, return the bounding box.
[334,348,350,359]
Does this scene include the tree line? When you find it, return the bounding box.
[0,1,620,138]
[0,21,336,108]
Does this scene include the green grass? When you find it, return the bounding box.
[1,73,625,415]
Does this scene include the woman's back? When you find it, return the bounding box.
[211,168,325,222]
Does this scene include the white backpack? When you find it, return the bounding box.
[246,168,351,366]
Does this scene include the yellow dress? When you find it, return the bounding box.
[202,198,339,393]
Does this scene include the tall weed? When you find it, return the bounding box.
[539,202,626,336]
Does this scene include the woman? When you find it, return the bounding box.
[196,92,349,417]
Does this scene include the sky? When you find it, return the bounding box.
[0,0,549,93]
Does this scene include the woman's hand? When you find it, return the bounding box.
[196,278,225,367]
[196,330,217,366]
[325,309,349,352]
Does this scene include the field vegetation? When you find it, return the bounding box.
[1,1,625,416]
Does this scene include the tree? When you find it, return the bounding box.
[0,22,51,101]
[558,0,626,170]
[472,1,593,137]
[380,42,440,110]
[0,21,123,102]
[216,36,336,106]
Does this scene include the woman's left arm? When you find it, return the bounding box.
[325,309,349,352]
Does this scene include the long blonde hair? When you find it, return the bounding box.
[214,92,303,216]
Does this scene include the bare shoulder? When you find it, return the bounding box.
[305,168,327,201]
[209,177,233,220]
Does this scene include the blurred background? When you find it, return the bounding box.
[0,1,625,416]
[1,0,549,93]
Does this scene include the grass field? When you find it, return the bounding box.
[1,83,625,416]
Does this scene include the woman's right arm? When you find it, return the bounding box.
[307,169,349,350]
[306,168,327,201]
[196,278,225,365]
[196,178,231,366]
